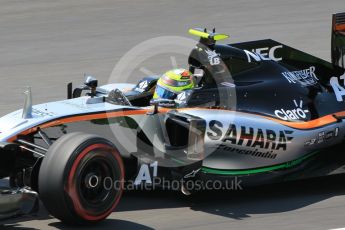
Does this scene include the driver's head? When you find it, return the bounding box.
[153,69,194,100]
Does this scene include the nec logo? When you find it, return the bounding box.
[244,45,283,63]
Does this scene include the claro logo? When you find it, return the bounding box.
[274,100,309,121]
[244,45,283,63]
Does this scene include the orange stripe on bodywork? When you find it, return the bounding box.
[335,24,345,31]
[264,114,338,129]
[39,109,149,129]
[7,107,345,142]
[177,107,341,130]
[178,107,340,130]
[7,109,151,142]
[270,111,345,129]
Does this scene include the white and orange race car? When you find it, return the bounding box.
[0,12,345,224]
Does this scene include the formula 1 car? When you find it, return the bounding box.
[0,12,345,224]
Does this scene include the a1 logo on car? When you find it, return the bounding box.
[134,161,158,185]
[330,72,345,102]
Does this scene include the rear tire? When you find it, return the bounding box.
[38,132,124,224]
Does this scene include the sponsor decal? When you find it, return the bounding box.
[176,90,193,103]
[274,99,309,121]
[32,108,55,117]
[184,169,201,179]
[134,161,158,185]
[330,72,345,102]
[282,66,318,86]
[176,91,187,101]
[134,80,148,92]
[304,127,339,146]
[205,49,221,65]
[138,80,148,89]
[207,120,294,151]
[244,45,283,63]
[216,144,277,159]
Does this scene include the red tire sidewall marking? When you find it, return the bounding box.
[66,143,124,221]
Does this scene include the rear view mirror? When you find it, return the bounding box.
[84,75,98,97]
[84,75,98,88]
[192,68,204,86]
[193,68,204,77]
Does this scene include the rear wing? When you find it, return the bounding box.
[230,39,344,84]
[332,12,345,69]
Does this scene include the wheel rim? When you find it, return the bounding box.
[78,157,114,206]
[66,143,124,221]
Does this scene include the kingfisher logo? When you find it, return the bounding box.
[282,66,318,86]
[274,100,309,121]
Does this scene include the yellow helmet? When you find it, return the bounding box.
[153,69,194,100]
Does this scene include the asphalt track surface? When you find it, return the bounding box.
[1,0,345,229]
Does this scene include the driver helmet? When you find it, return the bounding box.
[153,68,194,100]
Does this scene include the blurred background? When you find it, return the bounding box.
[1,0,343,114]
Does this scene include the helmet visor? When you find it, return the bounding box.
[162,75,192,87]
[155,85,177,99]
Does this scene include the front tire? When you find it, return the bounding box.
[39,132,124,224]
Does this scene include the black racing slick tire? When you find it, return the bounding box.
[38,132,124,224]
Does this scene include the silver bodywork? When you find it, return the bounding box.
[0,83,136,142]
[186,110,344,169]
[135,108,345,170]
